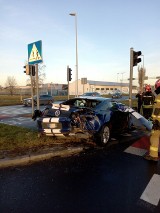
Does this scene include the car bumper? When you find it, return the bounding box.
[37,116,94,139]
[37,117,71,136]
[23,100,32,106]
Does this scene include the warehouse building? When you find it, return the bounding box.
[69,79,137,96]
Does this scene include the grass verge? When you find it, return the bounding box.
[0,123,84,158]
[0,96,138,158]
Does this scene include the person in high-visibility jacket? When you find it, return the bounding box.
[142,84,155,119]
[144,79,160,161]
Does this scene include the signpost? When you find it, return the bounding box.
[28,40,43,112]
[28,40,43,65]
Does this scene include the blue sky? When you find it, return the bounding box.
[1,0,160,87]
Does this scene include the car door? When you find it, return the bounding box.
[93,100,112,126]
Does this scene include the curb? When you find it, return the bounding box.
[0,147,83,169]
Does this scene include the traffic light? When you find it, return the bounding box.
[24,64,30,75]
[69,68,72,81]
[23,65,35,76]
[133,51,142,66]
[31,65,35,76]
[67,67,72,81]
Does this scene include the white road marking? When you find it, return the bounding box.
[140,174,160,206]
[124,146,147,156]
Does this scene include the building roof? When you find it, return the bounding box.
[87,80,129,87]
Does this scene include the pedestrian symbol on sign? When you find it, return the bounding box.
[29,44,42,62]
[28,40,43,65]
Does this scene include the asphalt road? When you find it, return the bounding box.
[0,105,160,212]
[0,132,160,213]
[0,105,43,129]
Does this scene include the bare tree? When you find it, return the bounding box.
[5,76,17,95]
[138,66,146,93]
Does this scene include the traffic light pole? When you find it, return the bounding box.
[129,48,133,108]
[67,80,69,100]
[36,64,40,110]
[67,65,70,100]
[30,74,34,115]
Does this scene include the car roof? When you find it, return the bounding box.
[67,96,111,101]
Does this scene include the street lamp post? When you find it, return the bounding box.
[141,54,144,70]
[50,82,53,96]
[141,54,145,93]
[117,73,119,83]
[69,12,78,97]
[121,72,125,82]
[120,72,125,92]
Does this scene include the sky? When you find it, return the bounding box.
[1,0,160,87]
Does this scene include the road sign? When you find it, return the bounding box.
[28,40,43,64]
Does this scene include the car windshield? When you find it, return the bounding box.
[63,98,101,108]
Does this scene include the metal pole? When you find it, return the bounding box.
[140,54,144,94]
[69,13,78,97]
[75,14,78,97]
[31,74,34,115]
[129,48,133,107]
[67,65,69,100]
[36,64,39,110]
[75,65,76,97]
[117,73,119,82]
[121,72,125,93]
[51,82,52,96]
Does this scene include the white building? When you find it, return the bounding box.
[69,79,136,95]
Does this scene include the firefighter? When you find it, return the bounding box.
[142,84,155,119]
[135,91,143,113]
[144,79,160,161]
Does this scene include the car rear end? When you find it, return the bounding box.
[37,104,72,137]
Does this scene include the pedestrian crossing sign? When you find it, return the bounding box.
[28,40,43,64]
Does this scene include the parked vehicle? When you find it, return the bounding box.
[80,92,101,97]
[23,94,53,106]
[112,91,122,99]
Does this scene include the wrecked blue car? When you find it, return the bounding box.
[34,97,152,146]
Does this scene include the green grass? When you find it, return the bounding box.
[0,95,73,106]
[0,95,24,106]
[0,95,138,156]
[0,123,77,156]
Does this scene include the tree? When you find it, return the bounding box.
[138,66,146,93]
[5,76,17,95]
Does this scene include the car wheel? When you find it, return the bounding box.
[34,101,37,106]
[98,124,111,146]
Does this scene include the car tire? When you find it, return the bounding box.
[98,124,111,146]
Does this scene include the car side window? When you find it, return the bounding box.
[100,101,112,110]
